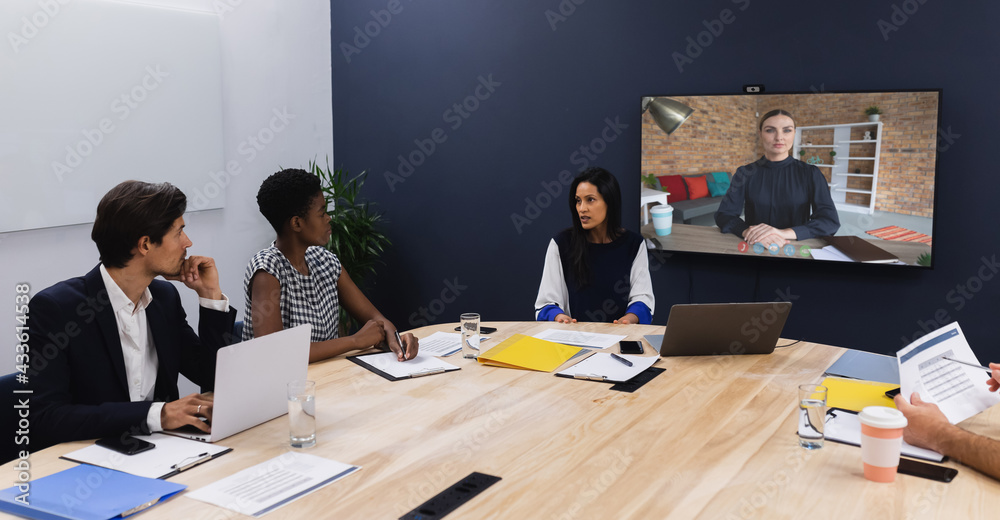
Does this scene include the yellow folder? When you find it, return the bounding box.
[821,376,898,412]
[477,334,584,372]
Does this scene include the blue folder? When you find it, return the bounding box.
[0,464,185,520]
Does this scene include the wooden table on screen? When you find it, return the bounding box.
[5,322,999,519]
[642,222,932,266]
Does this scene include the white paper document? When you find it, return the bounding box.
[417,331,463,356]
[61,433,231,479]
[556,353,658,382]
[354,351,460,379]
[808,245,852,262]
[533,329,627,349]
[897,322,1000,424]
[802,410,944,462]
[187,452,360,517]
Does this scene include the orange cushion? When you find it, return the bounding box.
[684,175,710,200]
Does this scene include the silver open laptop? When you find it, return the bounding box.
[166,324,310,442]
[659,303,792,356]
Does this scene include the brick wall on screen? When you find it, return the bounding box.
[641,95,758,179]
[759,92,937,217]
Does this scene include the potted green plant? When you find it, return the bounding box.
[829,150,837,164]
[798,149,806,160]
[308,158,391,333]
[865,105,882,122]
[642,173,659,190]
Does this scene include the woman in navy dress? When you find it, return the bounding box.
[715,109,840,247]
[534,167,654,324]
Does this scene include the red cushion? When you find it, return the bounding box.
[684,175,710,200]
[657,175,688,203]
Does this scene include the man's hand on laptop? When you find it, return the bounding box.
[162,393,214,432]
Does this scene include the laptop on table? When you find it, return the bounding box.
[659,303,792,357]
[166,324,311,442]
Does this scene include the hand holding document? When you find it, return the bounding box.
[896,322,1000,424]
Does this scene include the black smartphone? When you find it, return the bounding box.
[454,326,497,334]
[619,341,644,355]
[885,387,901,399]
[898,457,957,482]
[96,435,155,456]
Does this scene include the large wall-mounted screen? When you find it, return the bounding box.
[640,90,940,268]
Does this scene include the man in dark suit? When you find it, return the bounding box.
[29,181,236,450]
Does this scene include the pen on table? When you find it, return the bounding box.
[610,353,633,367]
[394,329,406,360]
[942,356,992,374]
[172,452,210,470]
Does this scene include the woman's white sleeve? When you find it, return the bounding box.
[534,239,570,319]
[627,241,655,314]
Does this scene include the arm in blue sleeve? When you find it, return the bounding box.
[536,304,566,322]
[625,302,652,325]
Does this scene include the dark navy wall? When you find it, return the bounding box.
[331,1,1000,360]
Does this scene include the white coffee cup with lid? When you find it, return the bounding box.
[858,406,908,482]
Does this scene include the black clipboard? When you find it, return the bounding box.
[347,354,460,382]
[554,366,665,393]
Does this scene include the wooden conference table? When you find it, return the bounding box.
[5,322,1000,519]
[643,222,932,266]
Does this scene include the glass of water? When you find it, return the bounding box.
[798,384,828,449]
[461,313,480,359]
[287,380,316,448]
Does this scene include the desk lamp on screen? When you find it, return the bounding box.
[642,97,694,135]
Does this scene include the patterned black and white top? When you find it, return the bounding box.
[242,244,341,343]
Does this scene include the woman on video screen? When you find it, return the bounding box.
[715,109,840,246]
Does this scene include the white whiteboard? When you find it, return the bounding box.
[0,0,224,232]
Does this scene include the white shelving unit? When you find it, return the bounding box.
[793,122,882,215]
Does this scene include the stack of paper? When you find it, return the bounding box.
[478,334,584,372]
[532,329,627,349]
[187,452,360,517]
